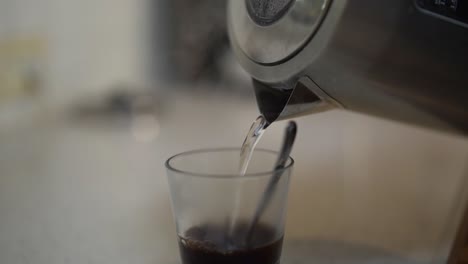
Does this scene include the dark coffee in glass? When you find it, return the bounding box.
[178,222,283,264]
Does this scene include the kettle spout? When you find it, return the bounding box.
[253,77,341,124]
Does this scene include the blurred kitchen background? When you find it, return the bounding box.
[1,1,468,264]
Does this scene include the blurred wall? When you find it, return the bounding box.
[0,0,157,110]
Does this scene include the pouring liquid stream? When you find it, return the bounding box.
[239,115,269,175]
[228,115,269,244]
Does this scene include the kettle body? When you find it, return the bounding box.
[228,0,468,133]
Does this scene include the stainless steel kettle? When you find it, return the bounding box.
[228,0,468,133]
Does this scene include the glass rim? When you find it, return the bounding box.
[165,147,294,179]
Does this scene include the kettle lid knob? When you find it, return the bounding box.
[246,0,295,26]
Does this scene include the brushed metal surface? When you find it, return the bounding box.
[228,0,468,134]
[229,0,331,64]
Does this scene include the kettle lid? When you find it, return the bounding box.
[228,0,332,64]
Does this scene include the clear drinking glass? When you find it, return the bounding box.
[166,148,294,264]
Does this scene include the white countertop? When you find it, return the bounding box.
[1,91,467,264]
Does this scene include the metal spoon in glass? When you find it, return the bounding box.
[246,121,297,246]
